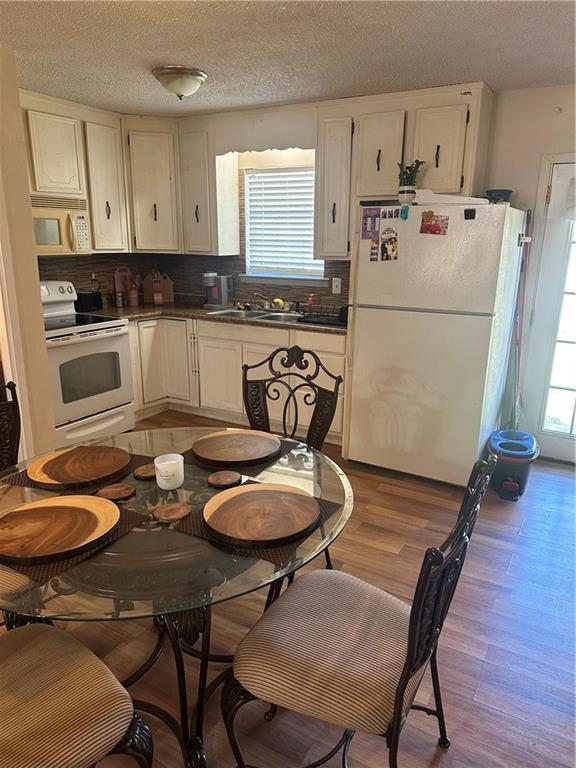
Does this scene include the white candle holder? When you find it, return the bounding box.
[154,453,185,490]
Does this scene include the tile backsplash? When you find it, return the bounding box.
[38,166,351,309]
[38,253,350,309]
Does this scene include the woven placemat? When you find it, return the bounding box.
[181,437,299,478]
[3,454,154,495]
[175,494,342,568]
[3,506,143,584]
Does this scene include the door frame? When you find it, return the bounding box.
[520,152,576,459]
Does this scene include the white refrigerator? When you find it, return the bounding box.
[346,201,526,485]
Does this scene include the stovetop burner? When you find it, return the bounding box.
[44,313,120,333]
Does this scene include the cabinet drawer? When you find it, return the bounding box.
[290,330,346,355]
[197,321,289,346]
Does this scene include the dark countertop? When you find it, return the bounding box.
[103,305,348,335]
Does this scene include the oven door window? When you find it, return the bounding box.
[60,351,121,403]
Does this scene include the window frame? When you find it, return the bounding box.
[243,164,323,280]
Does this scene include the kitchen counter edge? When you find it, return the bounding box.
[104,306,347,335]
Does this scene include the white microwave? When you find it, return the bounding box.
[32,206,91,256]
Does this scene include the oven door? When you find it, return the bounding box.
[47,326,133,426]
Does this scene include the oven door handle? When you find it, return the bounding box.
[46,326,128,347]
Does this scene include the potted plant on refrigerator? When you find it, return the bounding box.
[397,160,425,204]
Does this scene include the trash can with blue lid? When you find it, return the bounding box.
[488,430,540,501]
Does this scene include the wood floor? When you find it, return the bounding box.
[72,410,574,768]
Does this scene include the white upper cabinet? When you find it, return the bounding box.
[356,111,405,197]
[412,105,469,193]
[315,116,353,260]
[27,111,85,196]
[128,131,179,250]
[181,130,212,253]
[85,122,127,250]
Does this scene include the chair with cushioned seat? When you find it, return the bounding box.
[220,461,492,768]
[0,623,153,768]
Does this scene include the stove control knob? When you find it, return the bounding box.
[67,286,73,293]
[59,286,65,294]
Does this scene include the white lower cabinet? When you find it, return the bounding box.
[290,331,346,437]
[196,322,346,437]
[243,343,287,424]
[138,319,165,404]
[133,317,346,439]
[163,319,190,401]
[128,322,144,411]
[136,318,189,406]
[198,338,244,413]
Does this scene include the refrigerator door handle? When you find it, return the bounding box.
[376,148,381,172]
[435,144,441,168]
[331,202,336,223]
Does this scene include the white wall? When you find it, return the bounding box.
[487,84,575,212]
[0,47,54,455]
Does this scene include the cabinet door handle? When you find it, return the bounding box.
[331,202,336,223]
[376,148,381,172]
[435,145,440,168]
[153,203,158,221]
[105,201,111,220]
[195,204,199,223]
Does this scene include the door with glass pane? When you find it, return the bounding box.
[522,162,576,462]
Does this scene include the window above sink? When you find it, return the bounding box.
[237,148,326,283]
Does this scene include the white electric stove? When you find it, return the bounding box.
[41,280,134,447]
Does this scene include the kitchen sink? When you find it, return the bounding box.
[207,309,268,319]
[255,312,302,324]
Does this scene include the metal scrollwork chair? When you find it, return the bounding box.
[0,623,153,768]
[243,345,343,569]
[220,461,492,768]
[0,381,21,473]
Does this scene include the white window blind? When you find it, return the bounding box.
[245,166,322,277]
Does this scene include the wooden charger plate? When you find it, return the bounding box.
[203,483,320,548]
[0,496,120,564]
[191,429,281,468]
[27,446,131,489]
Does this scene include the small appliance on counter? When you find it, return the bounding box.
[74,291,103,312]
[203,272,233,308]
[74,272,103,312]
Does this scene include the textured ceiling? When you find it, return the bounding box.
[0,1,574,116]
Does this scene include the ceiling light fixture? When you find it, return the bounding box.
[152,65,208,100]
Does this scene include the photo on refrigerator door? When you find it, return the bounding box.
[361,207,381,239]
[420,210,449,235]
[380,228,398,261]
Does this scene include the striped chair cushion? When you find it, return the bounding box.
[0,623,134,768]
[234,569,425,735]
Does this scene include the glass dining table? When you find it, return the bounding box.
[0,427,354,767]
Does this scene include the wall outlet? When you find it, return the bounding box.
[332,277,342,295]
